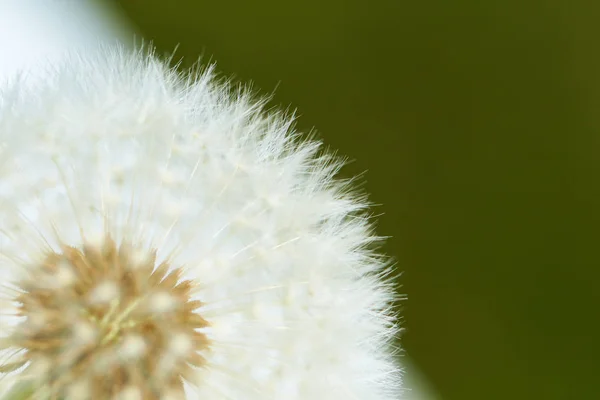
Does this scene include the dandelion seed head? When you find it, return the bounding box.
[0,46,401,399]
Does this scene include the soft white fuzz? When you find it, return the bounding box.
[0,48,401,399]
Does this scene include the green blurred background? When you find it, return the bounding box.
[107,1,599,398]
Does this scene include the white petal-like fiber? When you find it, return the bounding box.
[0,47,401,399]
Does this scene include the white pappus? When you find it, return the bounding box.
[0,47,402,399]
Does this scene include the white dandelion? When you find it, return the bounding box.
[0,47,401,399]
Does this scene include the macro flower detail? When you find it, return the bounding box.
[5,237,207,399]
[0,48,400,399]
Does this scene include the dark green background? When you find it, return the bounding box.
[109,1,599,398]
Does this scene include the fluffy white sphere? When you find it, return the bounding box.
[0,47,401,399]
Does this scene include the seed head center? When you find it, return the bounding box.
[5,237,209,399]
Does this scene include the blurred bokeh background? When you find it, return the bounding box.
[4,0,599,399]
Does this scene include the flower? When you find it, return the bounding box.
[0,47,401,399]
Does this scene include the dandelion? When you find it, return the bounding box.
[0,47,401,399]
